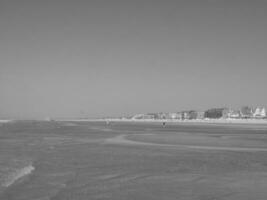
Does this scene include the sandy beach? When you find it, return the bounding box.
[1,121,267,200]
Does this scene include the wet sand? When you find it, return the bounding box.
[0,121,267,200]
[105,134,267,152]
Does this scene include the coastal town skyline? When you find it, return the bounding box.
[1,104,267,121]
[127,105,266,121]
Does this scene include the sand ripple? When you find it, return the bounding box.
[2,164,35,187]
[105,134,267,152]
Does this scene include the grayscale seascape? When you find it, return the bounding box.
[1,0,267,199]
[1,121,267,200]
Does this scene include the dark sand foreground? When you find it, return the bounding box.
[1,121,267,200]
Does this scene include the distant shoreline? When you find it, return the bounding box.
[0,120,12,123]
[58,118,267,125]
[2,118,267,126]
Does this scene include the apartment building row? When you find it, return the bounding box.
[131,106,266,120]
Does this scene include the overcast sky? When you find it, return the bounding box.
[0,0,267,119]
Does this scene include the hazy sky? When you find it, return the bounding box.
[1,0,267,119]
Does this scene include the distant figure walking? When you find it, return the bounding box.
[162,122,166,127]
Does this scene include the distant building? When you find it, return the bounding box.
[132,114,155,120]
[222,108,231,119]
[167,113,182,120]
[240,106,253,118]
[176,112,183,120]
[196,111,205,119]
[253,107,266,118]
[179,110,198,120]
[222,108,241,119]
[145,112,168,120]
[147,113,159,119]
[157,113,167,120]
[132,114,143,120]
[228,110,241,119]
[144,114,155,120]
[181,111,190,120]
[262,108,266,118]
[188,110,198,120]
[204,108,225,119]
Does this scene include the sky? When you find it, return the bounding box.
[0,0,267,119]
